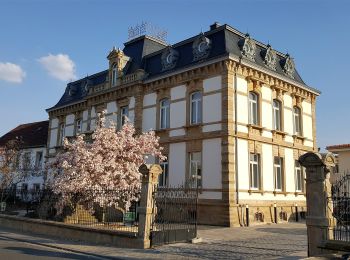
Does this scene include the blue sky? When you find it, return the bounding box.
[0,0,349,150]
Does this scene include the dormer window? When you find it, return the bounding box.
[112,64,118,86]
[193,34,211,61]
[238,34,256,61]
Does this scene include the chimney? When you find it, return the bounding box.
[210,22,221,30]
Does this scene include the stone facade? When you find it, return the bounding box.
[46,23,320,226]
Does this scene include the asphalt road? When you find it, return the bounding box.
[0,236,104,260]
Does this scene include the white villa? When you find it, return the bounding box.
[46,23,320,226]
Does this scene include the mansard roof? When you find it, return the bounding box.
[48,23,320,111]
[0,121,49,149]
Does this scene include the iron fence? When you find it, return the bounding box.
[329,172,350,241]
[0,188,139,233]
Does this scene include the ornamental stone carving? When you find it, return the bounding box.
[260,44,277,70]
[68,84,77,96]
[161,47,179,71]
[280,54,295,78]
[192,33,211,61]
[238,34,256,61]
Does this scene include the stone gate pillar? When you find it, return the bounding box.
[299,152,335,257]
[137,164,162,248]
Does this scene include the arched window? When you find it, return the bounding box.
[112,64,118,86]
[248,92,259,125]
[160,98,170,129]
[293,106,302,135]
[273,99,282,131]
[190,92,202,124]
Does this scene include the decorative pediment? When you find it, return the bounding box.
[280,54,295,78]
[238,34,256,61]
[192,33,211,61]
[107,47,130,74]
[161,46,179,71]
[82,78,93,93]
[260,44,277,70]
[67,84,77,96]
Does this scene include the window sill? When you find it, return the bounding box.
[248,189,264,195]
[273,190,287,196]
[184,123,202,129]
[294,191,306,196]
[272,130,287,137]
[155,128,169,133]
[292,135,305,141]
[247,124,264,130]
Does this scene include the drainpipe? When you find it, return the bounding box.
[234,57,242,205]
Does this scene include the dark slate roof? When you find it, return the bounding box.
[0,121,49,148]
[49,23,320,111]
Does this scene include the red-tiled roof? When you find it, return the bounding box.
[0,121,49,148]
[326,144,350,151]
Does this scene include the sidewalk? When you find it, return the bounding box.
[0,227,193,260]
[0,223,310,259]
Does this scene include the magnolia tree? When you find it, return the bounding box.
[47,112,165,212]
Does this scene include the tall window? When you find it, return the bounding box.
[189,152,202,188]
[249,153,260,190]
[120,106,129,126]
[112,64,118,86]
[58,123,65,145]
[160,99,170,129]
[293,106,302,135]
[274,157,283,191]
[248,92,259,125]
[76,119,82,134]
[35,151,43,169]
[295,160,305,192]
[190,92,202,125]
[22,152,31,170]
[159,159,169,187]
[273,99,282,131]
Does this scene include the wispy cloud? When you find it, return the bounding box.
[38,53,76,81]
[0,62,26,83]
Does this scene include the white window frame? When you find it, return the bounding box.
[190,92,202,125]
[295,160,304,192]
[274,157,283,191]
[22,152,31,170]
[120,106,129,126]
[273,99,282,131]
[35,151,43,169]
[159,160,169,187]
[58,123,65,145]
[249,153,260,190]
[189,152,202,188]
[160,99,170,129]
[248,92,259,125]
[293,106,302,135]
[112,64,118,86]
[76,119,82,134]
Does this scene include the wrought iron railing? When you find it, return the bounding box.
[329,172,350,241]
[0,188,139,233]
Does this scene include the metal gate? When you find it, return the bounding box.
[330,172,350,241]
[150,185,198,246]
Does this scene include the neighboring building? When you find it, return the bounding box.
[0,121,49,190]
[46,23,320,226]
[327,144,350,174]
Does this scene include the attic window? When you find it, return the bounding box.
[193,34,211,61]
[161,47,179,71]
[280,54,295,78]
[261,45,277,70]
[238,34,256,61]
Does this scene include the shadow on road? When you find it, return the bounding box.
[255,227,306,236]
[3,246,98,259]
